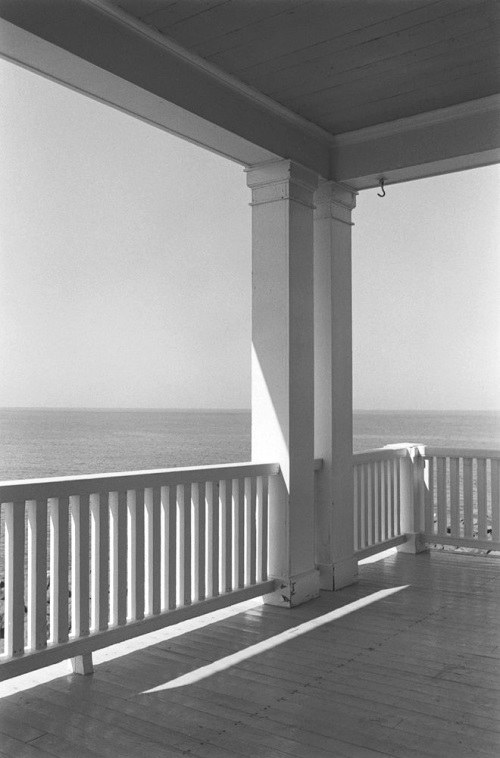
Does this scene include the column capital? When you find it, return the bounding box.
[314,179,357,224]
[246,159,318,208]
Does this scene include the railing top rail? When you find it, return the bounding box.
[353,445,500,465]
[354,447,410,464]
[420,447,500,460]
[0,460,280,503]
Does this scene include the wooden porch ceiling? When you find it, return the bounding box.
[115,0,500,134]
[1,551,499,757]
[0,0,499,186]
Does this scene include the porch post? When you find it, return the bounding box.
[246,159,320,608]
[314,180,358,590]
[397,446,428,553]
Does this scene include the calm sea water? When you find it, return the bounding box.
[0,408,499,481]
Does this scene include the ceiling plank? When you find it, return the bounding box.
[249,4,499,102]
[230,0,487,80]
[137,0,231,28]
[116,1,177,18]
[324,70,500,132]
[283,30,500,117]
[200,0,460,70]
[152,0,308,48]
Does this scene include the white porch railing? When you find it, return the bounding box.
[353,447,408,558]
[0,462,279,680]
[423,447,500,550]
[2,445,498,680]
[354,446,500,558]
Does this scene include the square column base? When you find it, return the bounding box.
[263,569,320,608]
[317,556,358,591]
[398,532,428,554]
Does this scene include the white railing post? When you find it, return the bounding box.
[27,498,48,652]
[396,446,428,554]
[4,502,26,658]
[70,653,93,675]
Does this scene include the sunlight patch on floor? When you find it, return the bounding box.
[358,547,398,564]
[0,596,263,698]
[143,585,409,693]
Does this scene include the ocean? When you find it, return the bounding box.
[0,408,499,482]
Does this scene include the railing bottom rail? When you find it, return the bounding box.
[355,535,406,561]
[425,535,500,552]
[0,579,276,681]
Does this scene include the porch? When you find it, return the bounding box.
[0,549,498,758]
[0,1,499,625]
[1,445,499,675]
[0,4,499,753]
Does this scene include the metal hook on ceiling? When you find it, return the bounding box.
[377,178,386,198]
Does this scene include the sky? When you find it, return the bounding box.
[1,59,499,411]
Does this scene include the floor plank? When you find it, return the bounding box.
[0,551,499,757]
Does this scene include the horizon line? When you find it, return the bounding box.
[1,406,499,414]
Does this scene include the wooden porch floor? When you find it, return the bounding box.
[0,551,499,758]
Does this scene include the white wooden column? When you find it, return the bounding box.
[314,180,358,590]
[246,159,320,608]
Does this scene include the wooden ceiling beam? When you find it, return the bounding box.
[0,0,498,190]
[0,2,331,176]
[332,96,500,189]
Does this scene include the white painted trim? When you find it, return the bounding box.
[334,95,500,147]
[314,179,357,209]
[245,158,319,190]
[246,159,318,208]
[87,0,335,147]
[347,150,500,191]
[314,179,357,225]
[333,94,500,188]
[0,461,280,502]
